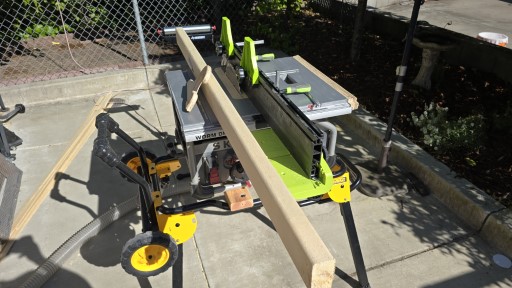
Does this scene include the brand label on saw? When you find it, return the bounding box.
[212,139,231,150]
[194,139,232,154]
[195,131,225,140]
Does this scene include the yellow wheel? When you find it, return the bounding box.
[119,151,156,182]
[121,231,178,277]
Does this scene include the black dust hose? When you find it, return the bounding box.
[19,196,138,288]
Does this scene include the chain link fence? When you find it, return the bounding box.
[309,0,357,27]
[0,1,356,87]
[0,0,253,87]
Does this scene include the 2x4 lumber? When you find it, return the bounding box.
[293,55,359,110]
[176,28,335,288]
[0,93,114,259]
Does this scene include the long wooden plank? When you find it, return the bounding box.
[0,93,114,259]
[293,55,359,110]
[176,28,335,288]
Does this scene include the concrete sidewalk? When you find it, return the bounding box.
[0,65,511,287]
[377,0,511,48]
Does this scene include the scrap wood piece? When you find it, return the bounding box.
[0,154,23,242]
[176,28,335,288]
[224,187,253,211]
[0,92,115,260]
[186,65,212,112]
[293,55,359,110]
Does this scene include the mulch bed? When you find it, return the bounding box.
[254,9,512,207]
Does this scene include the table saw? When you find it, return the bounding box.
[93,17,370,288]
[168,55,355,199]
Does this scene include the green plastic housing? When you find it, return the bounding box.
[253,128,333,200]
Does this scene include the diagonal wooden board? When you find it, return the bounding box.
[176,28,335,288]
[0,92,115,260]
[292,55,359,110]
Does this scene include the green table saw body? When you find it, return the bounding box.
[253,128,333,199]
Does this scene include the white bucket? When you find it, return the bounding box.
[477,32,508,47]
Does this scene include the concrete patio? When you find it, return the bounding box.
[0,59,510,287]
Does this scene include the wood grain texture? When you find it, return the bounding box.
[176,28,335,288]
[186,65,212,112]
[0,93,114,259]
[293,55,359,110]
[224,187,253,211]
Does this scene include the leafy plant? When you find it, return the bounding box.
[489,100,512,134]
[250,0,305,54]
[6,0,114,41]
[255,0,286,15]
[18,22,72,40]
[410,102,485,153]
[83,4,110,26]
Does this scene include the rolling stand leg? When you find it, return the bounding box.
[172,244,184,288]
[340,202,370,288]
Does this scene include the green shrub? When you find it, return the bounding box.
[410,102,485,152]
[490,100,512,135]
[250,0,305,54]
[3,0,113,41]
[255,0,303,15]
[17,22,72,40]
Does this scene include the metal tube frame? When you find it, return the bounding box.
[94,114,369,287]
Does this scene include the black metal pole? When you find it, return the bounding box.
[172,244,184,288]
[340,202,370,288]
[378,0,424,171]
[0,94,8,111]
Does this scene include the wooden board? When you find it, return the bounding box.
[186,65,212,112]
[0,93,114,259]
[224,187,253,211]
[293,55,359,110]
[176,28,335,288]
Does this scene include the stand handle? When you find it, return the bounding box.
[93,113,120,167]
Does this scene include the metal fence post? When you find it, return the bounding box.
[131,0,149,65]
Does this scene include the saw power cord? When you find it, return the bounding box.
[55,0,167,137]
[55,0,87,73]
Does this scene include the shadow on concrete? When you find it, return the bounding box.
[0,236,91,287]
[51,172,96,219]
[198,201,362,287]
[421,248,512,287]
[197,198,277,232]
[31,105,188,286]
[80,108,169,269]
[334,115,511,287]
[385,192,511,287]
[335,266,361,288]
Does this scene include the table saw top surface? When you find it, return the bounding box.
[166,56,354,143]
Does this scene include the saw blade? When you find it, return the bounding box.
[225,62,242,93]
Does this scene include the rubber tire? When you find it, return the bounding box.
[120,231,178,277]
